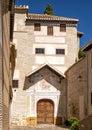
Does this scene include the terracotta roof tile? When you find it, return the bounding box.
[27,14,78,22]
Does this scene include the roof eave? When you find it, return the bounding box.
[26,64,65,78]
[77,31,84,37]
[82,40,92,51]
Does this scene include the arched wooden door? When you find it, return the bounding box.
[37,99,54,124]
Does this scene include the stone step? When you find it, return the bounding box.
[10,125,69,130]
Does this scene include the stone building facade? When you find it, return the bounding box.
[0,0,15,130]
[10,6,82,126]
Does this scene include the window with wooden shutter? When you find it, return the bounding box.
[60,24,66,32]
[47,26,53,35]
[34,23,41,31]
[13,80,18,88]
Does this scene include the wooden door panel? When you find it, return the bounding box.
[46,113,53,117]
[46,118,53,123]
[37,117,45,123]
[37,99,54,124]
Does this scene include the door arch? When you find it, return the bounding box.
[37,99,54,124]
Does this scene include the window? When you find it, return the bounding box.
[91,92,92,105]
[34,23,41,31]
[12,80,18,88]
[56,49,65,55]
[47,26,53,35]
[60,24,66,32]
[35,48,45,54]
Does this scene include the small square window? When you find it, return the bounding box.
[60,24,66,32]
[47,26,53,35]
[35,48,45,54]
[34,23,41,31]
[56,49,65,55]
[12,80,18,88]
[91,92,92,105]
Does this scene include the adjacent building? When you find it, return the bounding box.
[0,0,15,130]
[66,58,86,120]
[82,41,92,116]
[10,5,83,126]
[66,41,92,130]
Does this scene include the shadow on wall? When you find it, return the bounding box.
[79,115,92,130]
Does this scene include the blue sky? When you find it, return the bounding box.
[15,0,92,47]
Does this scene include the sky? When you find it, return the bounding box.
[15,0,92,47]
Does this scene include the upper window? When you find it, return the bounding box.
[35,48,45,54]
[34,23,41,31]
[47,26,53,35]
[56,49,65,55]
[12,80,18,88]
[60,24,66,32]
[91,92,92,105]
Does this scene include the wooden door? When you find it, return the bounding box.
[37,99,54,124]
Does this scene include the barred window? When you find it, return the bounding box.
[35,48,45,54]
[34,23,41,31]
[56,49,65,55]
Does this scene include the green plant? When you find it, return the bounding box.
[65,117,79,130]
[65,117,78,126]
[44,4,54,15]
[78,49,86,59]
[70,121,79,130]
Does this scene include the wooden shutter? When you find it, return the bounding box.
[13,80,18,88]
[60,24,66,32]
[47,26,53,35]
[34,23,41,31]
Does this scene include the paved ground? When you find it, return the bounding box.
[10,124,69,130]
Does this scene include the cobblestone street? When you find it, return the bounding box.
[10,124,69,130]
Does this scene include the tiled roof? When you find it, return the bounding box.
[82,40,92,51]
[27,14,78,22]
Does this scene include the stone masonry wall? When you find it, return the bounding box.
[87,49,92,115]
[11,9,35,126]
[66,58,86,120]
